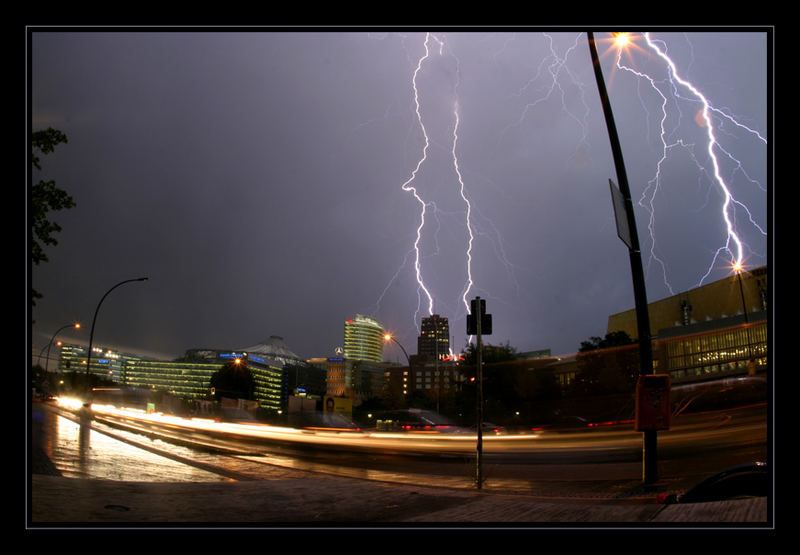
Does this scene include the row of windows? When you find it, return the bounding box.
[418,383,452,389]
[669,356,767,380]
[660,322,767,382]
[665,325,766,356]
[663,324,766,366]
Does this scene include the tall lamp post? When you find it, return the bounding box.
[384,333,412,399]
[44,322,81,373]
[733,263,753,365]
[84,277,148,405]
[734,263,749,324]
[588,32,658,483]
[383,334,411,368]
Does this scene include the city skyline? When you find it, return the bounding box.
[39,259,767,367]
[30,28,770,364]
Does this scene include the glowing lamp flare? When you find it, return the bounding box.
[614,33,631,48]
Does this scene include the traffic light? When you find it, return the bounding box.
[467,297,492,335]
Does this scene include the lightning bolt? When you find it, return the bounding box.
[389,32,481,337]
[453,101,475,315]
[613,32,766,291]
[370,32,763,349]
[499,32,591,166]
[401,32,439,323]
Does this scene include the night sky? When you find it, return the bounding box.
[29,28,770,364]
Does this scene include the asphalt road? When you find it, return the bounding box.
[32,401,767,495]
[28,401,772,526]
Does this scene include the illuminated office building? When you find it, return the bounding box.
[57,343,155,383]
[56,336,307,413]
[607,265,769,382]
[122,358,220,400]
[417,314,449,361]
[343,314,384,363]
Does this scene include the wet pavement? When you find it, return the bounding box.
[29,472,769,526]
[29,426,771,527]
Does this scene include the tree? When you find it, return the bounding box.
[458,341,521,424]
[31,127,76,307]
[573,331,638,396]
[579,330,635,352]
[210,361,255,401]
[460,341,518,370]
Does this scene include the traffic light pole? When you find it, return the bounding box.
[475,306,483,490]
[468,296,491,489]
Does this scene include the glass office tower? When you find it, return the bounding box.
[343,314,384,363]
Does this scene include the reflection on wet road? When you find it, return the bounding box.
[32,406,229,482]
[32,396,767,496]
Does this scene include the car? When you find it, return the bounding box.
[288,411,362,431]
[478,422,507,435]
[374,409,465,433]
[657,462,769,504]
[530,415,589,433]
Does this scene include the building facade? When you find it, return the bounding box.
[57,343,155,384]
[343,314,384,363]
[410,359,462,393]
[311,356,393,408]
[607,266,767,340]
[654,315,767,382]
[417,314,450,361]
[56,336,307,413]
[383,356,466,399]
[606,265,769,382]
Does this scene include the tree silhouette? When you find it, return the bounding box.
[573,331,638,396]
[31,127,76,309]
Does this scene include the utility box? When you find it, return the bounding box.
[635,374,671,431]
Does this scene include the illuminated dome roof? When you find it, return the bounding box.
[239,335,302,366]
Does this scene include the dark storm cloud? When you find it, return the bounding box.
[30,29,769,363]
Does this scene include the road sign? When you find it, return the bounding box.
[467,298,492,335]
[609,179,632,250]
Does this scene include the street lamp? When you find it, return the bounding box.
[385,333,413,399]
[84,277,148,405]
[43,322,81,373]
[383,334,411,368]
[588,32,657,483]
[733,262,754,366]
[733,262,749,324]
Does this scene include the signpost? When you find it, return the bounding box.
[468,296,491,489]
[609,179,632,250]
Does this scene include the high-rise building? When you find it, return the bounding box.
[417,314,449,361]
[343,314,384,363]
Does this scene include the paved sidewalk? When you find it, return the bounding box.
[29,471,769,526]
